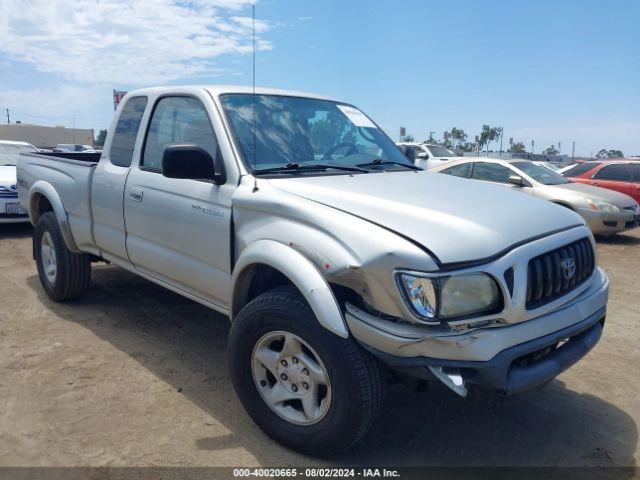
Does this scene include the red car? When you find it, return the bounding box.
[563,160,640,203]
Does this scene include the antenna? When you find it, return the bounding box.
[251,3,258,192]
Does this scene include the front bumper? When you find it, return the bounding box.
[346,268,608,396]
[578,207,638,235]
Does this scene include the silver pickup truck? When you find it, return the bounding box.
[18,86,609,456]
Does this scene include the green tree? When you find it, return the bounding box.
[478,125,501,153]
[509,141,526,153]
[95,129,107,147]
[543,145,559,155]
[443,127,468,150]
[596,148,624,159]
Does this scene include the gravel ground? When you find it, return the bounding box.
[0,223,638,469]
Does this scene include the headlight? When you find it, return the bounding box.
[397,275,438,319]
[398,272,502,322]
[587,199,620,213]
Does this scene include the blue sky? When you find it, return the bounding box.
[1,0,638,156]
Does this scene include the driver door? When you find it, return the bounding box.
[123,95,233,308]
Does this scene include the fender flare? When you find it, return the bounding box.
[232,239,349,338]
[28,181,80,252]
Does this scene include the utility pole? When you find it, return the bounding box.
[531,139,535,155]
[5,108,9,124]
[571,141,575,162]
[499,128,504,157]
[558,141,561,154]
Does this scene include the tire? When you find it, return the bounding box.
[34,212,91,302]
[228,285,386,456]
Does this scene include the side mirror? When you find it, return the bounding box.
[162,144,224,184]
[416,152,429,159]
[402,146,416,163]
[508,174,525,187]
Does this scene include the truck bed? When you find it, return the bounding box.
[29,151,102,163]
[17,151,99,252]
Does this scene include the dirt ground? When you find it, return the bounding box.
[0,223,638,469]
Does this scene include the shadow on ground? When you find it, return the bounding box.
[0,222,32,240]
[595,232,640,246]
[26,266,638,468]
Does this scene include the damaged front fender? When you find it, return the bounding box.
[232,239,349,338]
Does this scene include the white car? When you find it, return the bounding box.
[0,140,36,223]
[55,144,98,153]
[396,142,466,169]
[532,161,560,172]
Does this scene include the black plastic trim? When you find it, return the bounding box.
[363,306,605,396]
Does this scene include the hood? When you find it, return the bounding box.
[268,171,584,266]
[551,182,637,208]
[0,165,17,188]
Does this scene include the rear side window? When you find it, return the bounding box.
[142,96,218,172]
[562,161,599,177]
[471,162,512,183]
[593,164,632,181]
[440,162,471,178]
[633,164,640,182]
[110,96,148,167]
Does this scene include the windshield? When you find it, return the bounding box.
[512,161,570,185]
[0,143,36,166]
[220,94,413,173]
[426,145,456,157]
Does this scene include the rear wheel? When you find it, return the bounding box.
[34,212,91,301]
[228,286,386,456]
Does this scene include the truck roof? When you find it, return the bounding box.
[125,85,338,102]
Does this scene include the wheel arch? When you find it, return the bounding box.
[232,240,349,338]
[28,181,80,252]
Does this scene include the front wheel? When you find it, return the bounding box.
[34,212,91,302]
[228,286,386,456]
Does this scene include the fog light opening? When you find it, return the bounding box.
[428,366,468,398]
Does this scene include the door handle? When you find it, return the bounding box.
[129,188,143,202]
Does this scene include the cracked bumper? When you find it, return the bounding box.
[345,271,608,396]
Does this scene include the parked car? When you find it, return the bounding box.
[0,140,36,223]
[55,144,98,153]
[432,158,639,236]
[532,160,560,172]
[563,160,640,204]
[18,86,608,455]
[396,142,465,169]
[557,163,579,174]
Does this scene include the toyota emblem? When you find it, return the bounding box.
[560,258,576,280]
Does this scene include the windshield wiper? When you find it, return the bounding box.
[252,162,368,175]
[356,159,422,171]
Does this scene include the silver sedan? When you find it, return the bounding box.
[431,158,640,236]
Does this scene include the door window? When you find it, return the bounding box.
[440,162,471,178]
[142,96,218,171]
[110,96,148,167]
[471,162,513,183]
[631,163,640,182]
[593,164,632,182]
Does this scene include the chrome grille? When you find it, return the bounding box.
[526,238,595,309]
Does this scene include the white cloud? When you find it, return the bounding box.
[0,0,272,86]
[0,85,110,127]
[298,16,312,21]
